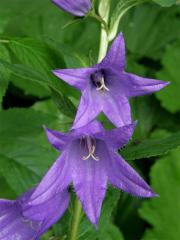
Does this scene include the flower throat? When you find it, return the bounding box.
[91,70,109,92]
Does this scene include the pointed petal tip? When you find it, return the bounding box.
[158,80,170,89]
[89,215,99,228]
[164,81,170,87]
[52,69,60,76]
[140,189,159,199]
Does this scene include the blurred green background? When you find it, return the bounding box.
[0,0,180,239]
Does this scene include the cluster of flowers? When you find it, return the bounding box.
[0,0,169,239]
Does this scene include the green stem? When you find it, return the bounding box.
[89,12,109,35]
[69,199,82,240]
[98,25,109,62]
[0,39,9,43]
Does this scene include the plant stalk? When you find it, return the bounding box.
[98,25,109,62]
[69,199,82,240]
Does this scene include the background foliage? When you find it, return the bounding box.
[0,0,179,239]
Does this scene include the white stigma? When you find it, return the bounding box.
[96,77,110,92]
[82,136,99,161]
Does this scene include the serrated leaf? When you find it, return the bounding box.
[153,0,176,6]
[139,148,180,240]
[121,131,180,160]
[156,42,180,113]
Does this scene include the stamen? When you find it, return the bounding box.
[96,77,109,92]
[83,145,99,161]
[82,136,99,161]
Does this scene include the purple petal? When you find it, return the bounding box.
[52,0,92,16]
[102,91,132,127]
[70,141,107,225]
[95,122,136,149]
[23,190,69,235]
[0,188,69,239]
[53,68,95,91]
[107,151,157,198]
[0,199,40,239]
[124,72,170,97]
[71,120,104,137]
[100,33,126,70]
[72,87,102,129]
[45,127,70,151]
[28,152,71,205]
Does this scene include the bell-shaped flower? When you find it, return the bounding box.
[52,0,92,17]
[0,188,69,239]
[27,121,157,226]
[53,33,169,129]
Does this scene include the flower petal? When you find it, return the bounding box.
[70,141,107,225]
[124,72,170,97]
[71,120,104,137]
[45,127,70,151]
[102,91,132,127]
[0,200,39,240]
[23,190,69,235]
[107,152,157,198]
[95,122,136,149]
[29,152,71,205]
[72,87,102,129]
[100,33,126,70]
[53,68,94,90]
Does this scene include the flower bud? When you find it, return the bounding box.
[52,0,92,17]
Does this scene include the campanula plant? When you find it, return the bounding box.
[0,0,173,239]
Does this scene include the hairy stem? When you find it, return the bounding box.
[69,199,82,240]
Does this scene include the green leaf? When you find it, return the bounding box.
[156,42,180,113]
[8,38,57,97]
[50,88,76,119]
[0,44,10,104]
[153,0,176,7]
[121,4,180,59]
[0,177,16,198]
[131,96,159,140]
[0,59,76,118]
[121,131,180,160]
[99,224,124,240]
[0,154,39,195]
[139,148,180,240]
[0,108,58,190]
[109,0,146,41]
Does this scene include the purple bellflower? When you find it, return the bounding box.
[52,0,92,17]
[0,188,69,239]
[53,33,169,129]
[27,121,157,226]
